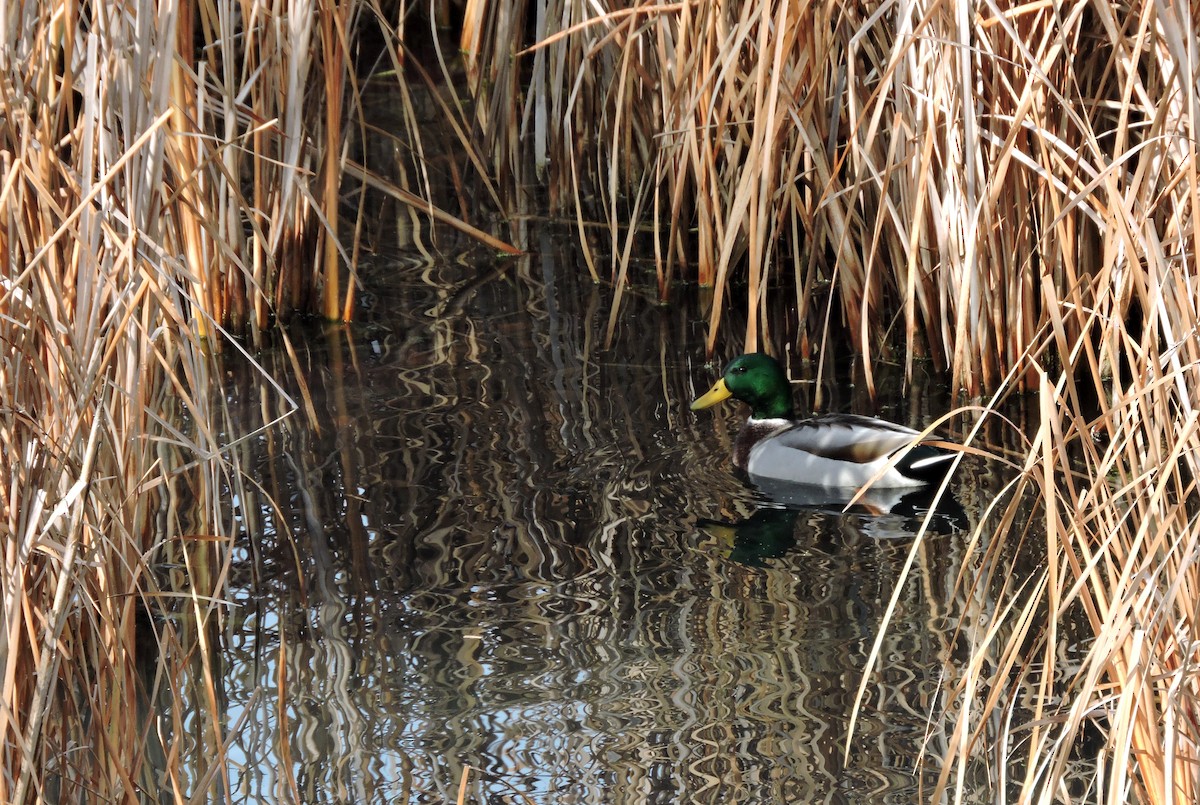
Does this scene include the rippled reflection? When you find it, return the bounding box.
[193,235,1057,803]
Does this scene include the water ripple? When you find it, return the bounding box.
[196,245,1061,803]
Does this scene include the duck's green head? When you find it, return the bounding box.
[690,353,795,419]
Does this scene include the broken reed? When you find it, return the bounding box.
[460,0,1200,801]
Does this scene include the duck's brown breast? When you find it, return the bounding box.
[734,419,792,470]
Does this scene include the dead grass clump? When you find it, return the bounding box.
[0,0,332,799]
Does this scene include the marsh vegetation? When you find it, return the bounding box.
[2,0,1198,801]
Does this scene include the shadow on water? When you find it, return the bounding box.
[188,231,1057,803]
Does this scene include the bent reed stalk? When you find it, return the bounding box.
[462,0,1200,800]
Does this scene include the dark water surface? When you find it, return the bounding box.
[206,236,1021,803]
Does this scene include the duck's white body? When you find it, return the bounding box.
[736,414,950,488]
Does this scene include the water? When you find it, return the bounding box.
[200,234,1019,803]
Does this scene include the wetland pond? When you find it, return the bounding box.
[201,233,1042,803]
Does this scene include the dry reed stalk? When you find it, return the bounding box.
[2,10,189,802]
[0,0,354,799]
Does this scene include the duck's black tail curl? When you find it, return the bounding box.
[895,444,957,484]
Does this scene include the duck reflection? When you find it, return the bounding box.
[701,482,969,567]
[700,507,801,566]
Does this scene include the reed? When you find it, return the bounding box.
[459,0,1200,799]
[0,0,511,796]
[6,0,1199,799]
[0,0,363,799]
[2,6,206,802]
[484,0,1192,390]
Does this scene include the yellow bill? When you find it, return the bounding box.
[691,378,733,410]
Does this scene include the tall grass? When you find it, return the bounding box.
[0,0,516,796]
[0,0,371,799]
[462,0,1200,800]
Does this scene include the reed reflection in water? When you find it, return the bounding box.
[210,238,1012,803]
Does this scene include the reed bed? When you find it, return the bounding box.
[469,0,1194,386]
[461,0,1200,800]
[0,0,507,797]
[0,0,365,799]
[5,0,1200,800]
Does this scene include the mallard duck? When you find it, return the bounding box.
[691,353,956,488]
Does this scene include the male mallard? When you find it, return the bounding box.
[691,353,956,488]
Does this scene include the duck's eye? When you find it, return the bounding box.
[732,366,747,374]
